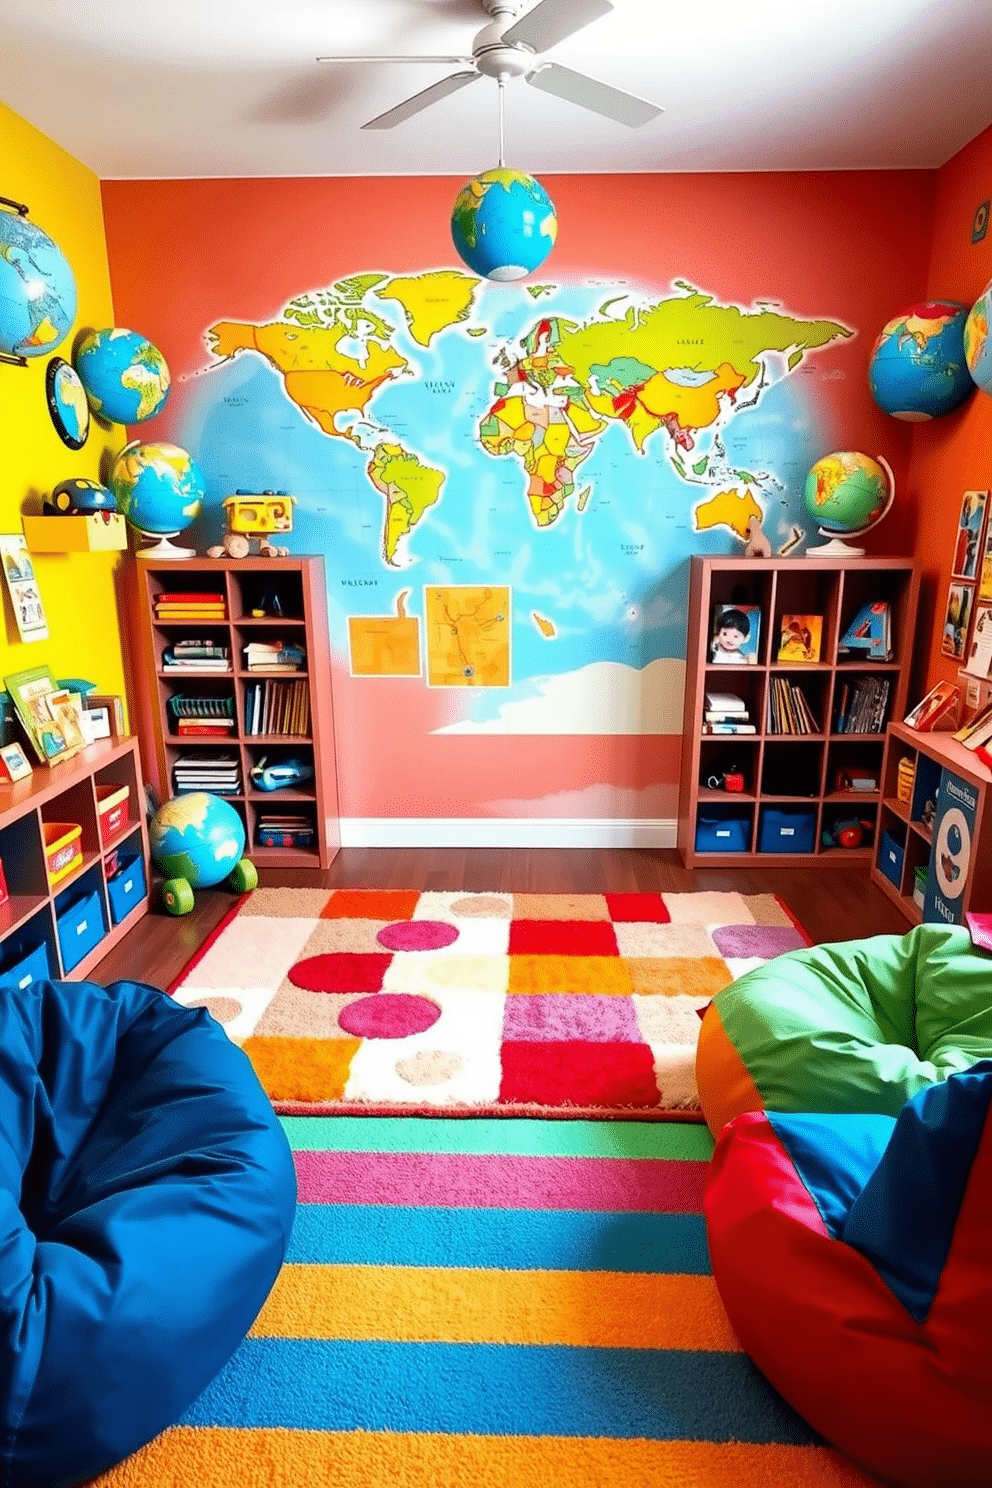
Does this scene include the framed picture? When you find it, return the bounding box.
[0,535,48,644]
[942,581,975,660]
[710,603,761,665]
[951,489,989,580]
[965,602,992,678]
[0,741,33,783]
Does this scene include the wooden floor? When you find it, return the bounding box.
[92,846,911,990]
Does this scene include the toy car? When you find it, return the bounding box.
[45,478,118,515]
[250,756,314,792]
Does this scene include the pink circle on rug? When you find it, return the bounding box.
[377,920,460,952]
[337,993,442,1039]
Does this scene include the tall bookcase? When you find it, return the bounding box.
[133,556,339,869]
[678,555,919,867]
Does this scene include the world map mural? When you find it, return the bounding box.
[179,270,851,733]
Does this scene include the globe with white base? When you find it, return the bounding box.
[149,792,256,915]
[110,440,205,558]
[451,167,557,281]
[803,451,895,557]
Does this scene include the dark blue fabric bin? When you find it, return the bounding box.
[0,938,52,991]
[56,887,106,973]
[107,852,147,925]
[879,828,906,888]
[759,807,817,854]
[695,812,751,853]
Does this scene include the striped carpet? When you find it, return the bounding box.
[92,1117,880,1487]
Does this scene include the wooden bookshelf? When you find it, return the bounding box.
[132,556,340,869]
[0,736,150,986]
[872,721,992,924]
[678,555,919,867]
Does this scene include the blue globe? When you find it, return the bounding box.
[110,440,205,539]
[869,301,975,420]
[964,278,992,396]
[0,209,76,359]
[451,168,557,281]
[149,793,245,889]
[75,327,170,424]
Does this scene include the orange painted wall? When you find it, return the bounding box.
[909,123,992,698]
[101,170,937,824]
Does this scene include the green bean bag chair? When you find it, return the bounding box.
[696,923,992,1135]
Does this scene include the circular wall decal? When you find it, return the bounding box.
[45,356,90,449]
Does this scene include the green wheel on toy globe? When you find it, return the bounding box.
[228,858,257,893]
[163,878,195,916]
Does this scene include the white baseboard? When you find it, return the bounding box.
[338,817,678,849]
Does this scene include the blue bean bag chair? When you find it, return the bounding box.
[705,1061,992,1488]
[0,978,297,1487]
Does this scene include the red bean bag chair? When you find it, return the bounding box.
[705,1062,992,1488]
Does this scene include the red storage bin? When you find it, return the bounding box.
[96,784,130,846]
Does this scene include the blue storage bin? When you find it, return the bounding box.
[879,828,905,889]
[695,812,751,853]
[56,887,106,974]
[107,852,147,926]
[759,807,816,854]
[0,937,52,991]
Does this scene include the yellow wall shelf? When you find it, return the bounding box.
[23,515,128,553]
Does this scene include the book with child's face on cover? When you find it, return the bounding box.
[710,603,761,665]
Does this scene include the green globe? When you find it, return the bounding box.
[803,451,894,556]
[110,439,205,558]
[75,327,170,424]
[451,168,557,282]
[149,792,244,888]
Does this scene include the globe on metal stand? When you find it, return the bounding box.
[110,440,206,561]
[802,452,895,558]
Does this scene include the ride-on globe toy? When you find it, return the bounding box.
[148,791,257,915]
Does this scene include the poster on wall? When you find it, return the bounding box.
[951,489,989,580]
[941,581,974,660]
[0,535,48,644]
[923,767,979,925]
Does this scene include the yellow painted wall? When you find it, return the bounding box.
[0,102,128,717]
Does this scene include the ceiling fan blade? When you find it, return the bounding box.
[361,69,481,129]
[503,0,614,52]
[526,63,663,127]
[317,54,473,64]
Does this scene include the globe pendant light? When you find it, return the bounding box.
[451,79,558,281]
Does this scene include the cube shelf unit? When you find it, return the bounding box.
[133,556,340,869]
[872,721,992,924]
[0,736,150,986]
[678,555,919,867]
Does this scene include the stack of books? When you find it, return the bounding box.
[172,751,241,795]
[153,590,227,623]
[838,601,892,661]
[768,677,821,734]
[244,679,310,737]
[835,676,890,734]
[161,638,231,672]
[168,695,235,740]
[257,814,316,849]
[243,640,306,673]
[702,691,755,734]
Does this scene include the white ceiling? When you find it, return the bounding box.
[2,0,991,180]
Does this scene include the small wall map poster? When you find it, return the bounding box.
[924,768,979,925]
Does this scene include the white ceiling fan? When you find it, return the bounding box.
[317,0,664,132]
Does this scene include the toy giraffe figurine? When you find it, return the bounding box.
[207,491,296,558]
[744,513,772,558]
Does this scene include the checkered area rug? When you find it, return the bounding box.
[169,888,809,1118]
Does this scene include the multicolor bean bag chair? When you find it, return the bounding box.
[0,978,297,1487]
[705,1062,992,1488]
[696,923,992,1134]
